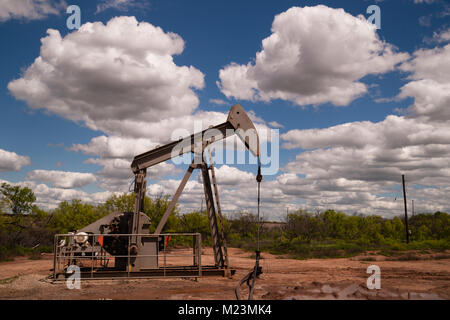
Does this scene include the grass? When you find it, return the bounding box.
[1,238,448,262]
[0,276,19,285]
[229,238,450,260]
[387,253,450,261]
[433,254,450,260]
[359,257,377,261]
[249,253,265,259]
[0,245,52,262]
[387,253,422,261]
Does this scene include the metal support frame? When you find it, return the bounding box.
[131,169,146,254]
[201,160,224,267]
[208,149,229,269]
[153,151,226,269]
[52,233,229,280]
[154,160,198,235]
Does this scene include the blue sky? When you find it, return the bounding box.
[0,0,449,219]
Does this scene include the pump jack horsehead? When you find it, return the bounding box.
[53,104,262,280]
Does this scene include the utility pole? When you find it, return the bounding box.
[402,174,410,244]
[412,200,415,217]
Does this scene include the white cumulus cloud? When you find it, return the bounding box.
[0,149,30,172]
[213,165,255,186]
[7,16,211,193]
[27,170,97,188]
[0,0,65,22]
[96,0,146,14]
[8,16,205,133]
[217,5,408,107]
[0,179,116,210]
[398,43,450,121]
[277,39,450,215]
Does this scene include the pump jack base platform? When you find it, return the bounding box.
[55,266,235,280]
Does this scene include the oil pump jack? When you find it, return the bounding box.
[53,104,261,279]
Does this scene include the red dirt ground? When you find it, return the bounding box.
[0,248,449,300]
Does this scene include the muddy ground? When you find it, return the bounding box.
[0,248,449,300]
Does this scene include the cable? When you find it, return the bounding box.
[256,158,262,251]
[128,176,135,193]
[235,157,263,300]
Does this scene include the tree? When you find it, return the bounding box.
[177,211,211,240]
[49,199,104,234]
[99,193,135,213]
[144,194,178,233]
[230,211,258,238]
[0,194,7,214]
[319,210,348,239]
[284,210,317,241]
[0,183,36,215]
[343,215,361,240]
[0,183,37,246]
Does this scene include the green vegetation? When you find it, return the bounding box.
[0,183,448,261]
[0,276,19,285]
[250,210,449,259]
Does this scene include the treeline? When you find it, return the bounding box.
[0,182,449,260]
[0,183,179,258]
[283,210,449,242]
[260,210,450,259]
